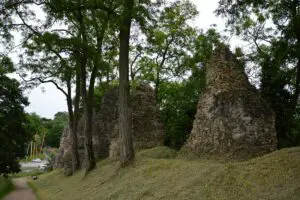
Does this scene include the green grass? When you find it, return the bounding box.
[137,146,178,159]
[10,170,46,178]
[0,176,14,199]
[30,146,300,200]
[28,180,44,200]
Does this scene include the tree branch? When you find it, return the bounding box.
[15,7,42,36]
[51,29,76,37]
[19,74,68,98]
[130,52,142,80]
[5,0,45,8]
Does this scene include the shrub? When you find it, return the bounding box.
[0,176,13,199]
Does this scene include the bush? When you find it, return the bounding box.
[0,176,13,199]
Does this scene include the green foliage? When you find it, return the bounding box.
[131,0,199,92]
[160,68,206,149]
[25,113,46,136]
[0,176,13,199]
[24,112,67,148]
[160,28,219,149]
[0,56,14,74]
[0,56,32,175]
[128,2,215,151]
[44,112,68,148]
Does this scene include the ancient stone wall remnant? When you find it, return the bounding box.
[181,45,278,159]
[54,84,165,169]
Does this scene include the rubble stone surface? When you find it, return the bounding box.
[181,45,278,159]
[54,85,165,169]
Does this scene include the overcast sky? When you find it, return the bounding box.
[22,0,238,119]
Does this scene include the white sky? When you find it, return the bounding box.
[20,0,242,119]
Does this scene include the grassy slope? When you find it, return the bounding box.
[30,146,300,200]
[0,177,13,199]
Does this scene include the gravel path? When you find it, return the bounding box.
[3,178,36,200]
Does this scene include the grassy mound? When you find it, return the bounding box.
[0,177,13,199]
[30,147,300,200]
[137,146,178,159]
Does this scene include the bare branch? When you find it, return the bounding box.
[51,29,76,37]
[19,74,68,97]
[14,7,42,36]
[130,51,142,77]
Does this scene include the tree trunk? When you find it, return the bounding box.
[155,67,160,102]
[80,58,96,172]
[119,0,135,167]
[66,76,80,176]
[154,36,173,103]
[72,64,81,172]
[78,6,96,172]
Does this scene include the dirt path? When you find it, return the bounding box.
[3,178,36,200]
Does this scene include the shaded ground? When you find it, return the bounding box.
[3,178,36,200]
[30,146,300,200]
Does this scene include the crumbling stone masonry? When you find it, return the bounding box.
[181,45,278,159]
[54,84,165,168]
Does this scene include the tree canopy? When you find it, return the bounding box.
[0,56,31,175]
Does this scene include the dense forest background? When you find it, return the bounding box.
[1,0,300,174]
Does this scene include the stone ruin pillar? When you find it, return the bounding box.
[54,84,165,171]
[181,45,278,159]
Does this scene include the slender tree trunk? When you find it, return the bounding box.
[30,141,33,157]
[76,2,110,173]
[80,57,96,172]
[85,59,99,173]
[84,100,96,172]
[77,6,96,172]
[154,36,173,102]
[66,75,80,175]
[119,0,135,167]
[130,67,134,81]
[155,67,160,102]
[66,96,75,172]
[72,66,81,171]
[79,53,96,172]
